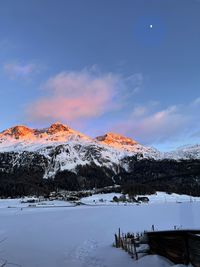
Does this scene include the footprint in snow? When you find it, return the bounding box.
[65,239,107,267]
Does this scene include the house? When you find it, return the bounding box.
[137,196,149,203]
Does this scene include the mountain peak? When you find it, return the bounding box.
[0,125,34,139]
[0,123,140,151]
[47,122,70,135]
[96,132,138,149]
[0,122,91,144]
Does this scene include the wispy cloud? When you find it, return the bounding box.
[131,101,159,118]
[25,67,199,148]
[112,99,200,146]
[193,97,200,106]
[27,69,143,123]
[122,73,143,95]
[3,62,39,79]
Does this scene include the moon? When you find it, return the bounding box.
[150,24,153,29]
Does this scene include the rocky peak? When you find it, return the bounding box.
[46,122,70,135]
[96,132,138,147]
[0,122,91,144]
[0,125,34,139]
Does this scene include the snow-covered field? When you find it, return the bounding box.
[80,191,200,205]
[0,193,200,267]
[0,192,198,210]
[0,198,75,209]
[142,192,199,203]
[0,192,200,267]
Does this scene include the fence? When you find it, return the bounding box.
[114,228,147,260]
[114,229,200,267]
[147,230,200,267]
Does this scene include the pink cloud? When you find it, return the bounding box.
[27,71,119,122]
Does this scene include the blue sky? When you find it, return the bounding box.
[0,0,200,150]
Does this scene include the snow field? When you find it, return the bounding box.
[80,191,200,205]
[0,200,200,267]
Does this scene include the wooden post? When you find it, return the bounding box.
[127,238,130,254]
[130,239,134,258]
[128,238,133,257]
[121,233,124,250]
[125,235,128,252]
[132,242,134,258]
[132,234,138,260]
[115,234,118,248]
[118,228,121,247]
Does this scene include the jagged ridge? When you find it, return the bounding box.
[0,122,199,181]
[0,123,160,179]
[0,123,200,197]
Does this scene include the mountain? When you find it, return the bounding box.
[0,122,91,151]
[0,122,161,177]
[165,144,200,160]
[96,132,138,149]
[0,123,200,197]
[0,123,156,154]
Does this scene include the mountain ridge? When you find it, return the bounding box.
[0,122,156,155]
[0,122,200,197]
[0,122,200,159]
[0,123,199,159]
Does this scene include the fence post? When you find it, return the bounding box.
[115,234,118,248]
[118,228,121,247]
[132,234,138,260]
[130,239,134,258]
[121,233,124,250]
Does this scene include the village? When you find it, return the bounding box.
[18,186,150,207]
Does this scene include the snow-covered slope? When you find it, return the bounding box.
[0,123,162,178]
[0,123,159,157]
[0,122,91,152]
[0,123,199,180]
[96,132,161,159]
[164,144,200,160]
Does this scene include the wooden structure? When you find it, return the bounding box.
[114,228,141,260]
[147,230,200,267]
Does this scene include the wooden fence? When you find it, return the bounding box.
[114,228,148,260]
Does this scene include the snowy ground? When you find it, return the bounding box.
[0,192,198,210]
[0,195,200,267]
[80,191,200,205]
[0,198,75,209]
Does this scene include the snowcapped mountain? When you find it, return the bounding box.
[96,132,138,149]
[0,123,91,151]
[0,123,199,170]
[0,122,154,154]
[0,122,161,178]
[96,132,161,158]
[0,122,200,197]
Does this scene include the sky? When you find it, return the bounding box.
[0,0,200,151]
